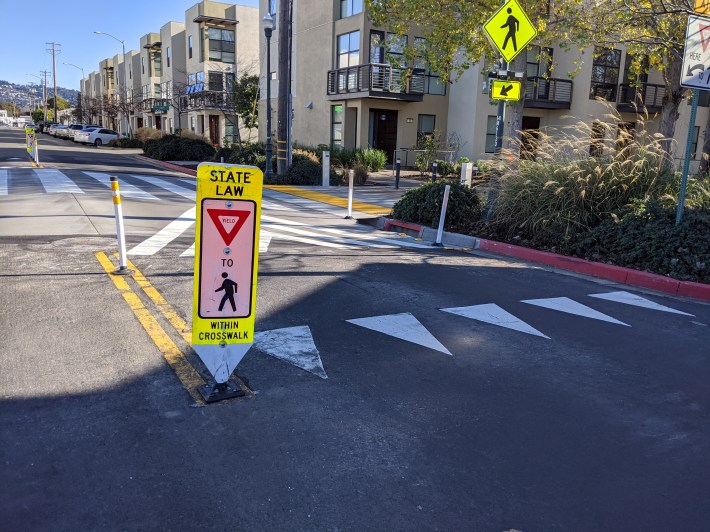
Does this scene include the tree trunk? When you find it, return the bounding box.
[657,49,684,170]
[503,51,527,163]
[699,98,710,178]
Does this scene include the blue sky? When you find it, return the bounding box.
[0,0,259,91]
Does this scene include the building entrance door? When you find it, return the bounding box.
[521,116,541,160]
[208,115,219,146]
[369,109,398,162]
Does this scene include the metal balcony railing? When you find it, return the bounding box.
[178,90,228,110]
[524,77,573,109]
[327,63,425,100]
[617,82,665,112]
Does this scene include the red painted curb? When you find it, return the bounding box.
[383,219,424,234]
[477,239,710,302]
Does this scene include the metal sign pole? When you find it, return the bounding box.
[677,89,699,224]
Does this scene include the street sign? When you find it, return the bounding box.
[490,79,522,101]
[483,0,538,63]
[192,163,263,385]
[25,127,38,164]
[681,14,710,89]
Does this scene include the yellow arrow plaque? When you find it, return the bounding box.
[490,79,522,101]
[483,0,538,63]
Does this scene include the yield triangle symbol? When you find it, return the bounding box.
[254,326,328,379]
[700,24,710,53]
[346,312,452,355]
[207,209,250,246]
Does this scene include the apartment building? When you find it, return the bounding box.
[260,1,708,170]
[260,0,450,162]
[80,0,259,145]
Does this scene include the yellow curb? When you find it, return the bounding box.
[265,185,392,215]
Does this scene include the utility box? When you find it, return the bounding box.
[322,151,330,186]
[460,162,473,187]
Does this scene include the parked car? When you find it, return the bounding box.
[72,125,101,142]
[75,128,120,146]
[64,124,88,140]
[52,125,69,137]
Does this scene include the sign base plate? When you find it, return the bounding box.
[197,379,246,403]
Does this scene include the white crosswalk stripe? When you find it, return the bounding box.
[128,174,196,200]
[84,171,160,201]
[33,168,83,194]
[128,206,196,256]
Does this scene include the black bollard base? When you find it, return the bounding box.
[112,266,135,275]
[197,379,246,403]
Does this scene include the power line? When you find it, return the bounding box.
[46,42,62,121]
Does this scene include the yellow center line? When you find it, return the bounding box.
[265,185,392,215]
[96,251,206,405]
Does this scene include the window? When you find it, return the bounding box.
[485,116,497,153]
[331,104,344,147]
[417,114,435,142]
[225,116,237,144]
[129,63,132,80]
[153,52,162,77]
[154,83,161,98]
[209,71,223,91]
[188,35,193,59]
[340,0,363,18]
[141,56,145,75]
[208,28,235,63]
[337,31,360,91]
[414,37,445,95]
[590,47,621,100]
[167,47,171,68]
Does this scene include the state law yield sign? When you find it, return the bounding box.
[483,0,538,63]
[490,79,522,101]
[681,14,710,90]
[192,163,263,383]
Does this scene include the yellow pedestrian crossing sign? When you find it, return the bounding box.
[490,79,522,101]
[483,0,538,63]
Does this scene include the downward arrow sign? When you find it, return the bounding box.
[500,84,513,96]
[687,63,705,76]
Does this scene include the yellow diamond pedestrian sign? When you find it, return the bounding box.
[491,79,522,101]
[483,0,538,63]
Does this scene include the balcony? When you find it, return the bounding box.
[525,77,573,109]
[327,63,424,102]
[179,90,228,111]
[617,83,665,113]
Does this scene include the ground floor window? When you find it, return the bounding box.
[485,116,497,153]
[331,104,344,147]
[224,116,238,145]
[417,114,435,142]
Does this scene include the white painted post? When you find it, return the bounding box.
[110,176,134,275]
[345,168,354,219]
[322,151,330,186]
[460,162,473,187]
[434,184,451,246]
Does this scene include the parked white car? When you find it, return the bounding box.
[74,127,120,146]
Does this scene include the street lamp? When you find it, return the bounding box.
[262,13,274,180]
[94,30,130,136]
[63,62,85,123]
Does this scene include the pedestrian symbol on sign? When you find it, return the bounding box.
[216,272,238,312]
[501,8,520,52]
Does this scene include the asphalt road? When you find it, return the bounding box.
[2,125,710,531]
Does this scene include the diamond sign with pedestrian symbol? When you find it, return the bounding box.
[490,79,522,101]
[483,0,538,63]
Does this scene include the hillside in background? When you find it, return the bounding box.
[0,80,78,110]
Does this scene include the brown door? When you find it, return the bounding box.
[521,116,540,160]
[208,115,219,146]
[155,116,162,131]
[370,109,398,162]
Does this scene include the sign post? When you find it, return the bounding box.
[25,126,39,165]
[678,14,710,224]
[192,163,263,402]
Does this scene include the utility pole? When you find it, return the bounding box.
[40,70,50,123]
[276,0,291,176]
[46,42,62,122]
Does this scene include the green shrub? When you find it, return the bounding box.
[353,163,368,185]
[110,138,143,149]
[331,147,358,168]
[434,159,456,177]
[489,117,677,248]
[391,180,484,233]
[569,201,710,282]
[142,134,216,161]
[134,127,162,143]
[275,159,322,185]
[355,148,387,172]
[213,147,233,162]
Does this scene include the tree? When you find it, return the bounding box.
[31,109,44,123]
[233,74,259,136]
[46,96,71,112]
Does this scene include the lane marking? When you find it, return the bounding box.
[33,168,84,194]
[441,303,550,339]
[129,174,196,200]
[262,199,295,211]
[180,243,195,257]
[347,312,452,355]
[85,172,160,201]
[263,228,355,249]
[266,185,392,215]
[261,222,391,248]
[0,168,8,195]
[260,230,273,253]
[254,326,328,379]
[95,251,206,404]
[589,291,695,317]
[128,206,196,256]
[522,296,630,326]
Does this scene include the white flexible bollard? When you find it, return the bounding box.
[433,184,451,246]
[110,176,134,275]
